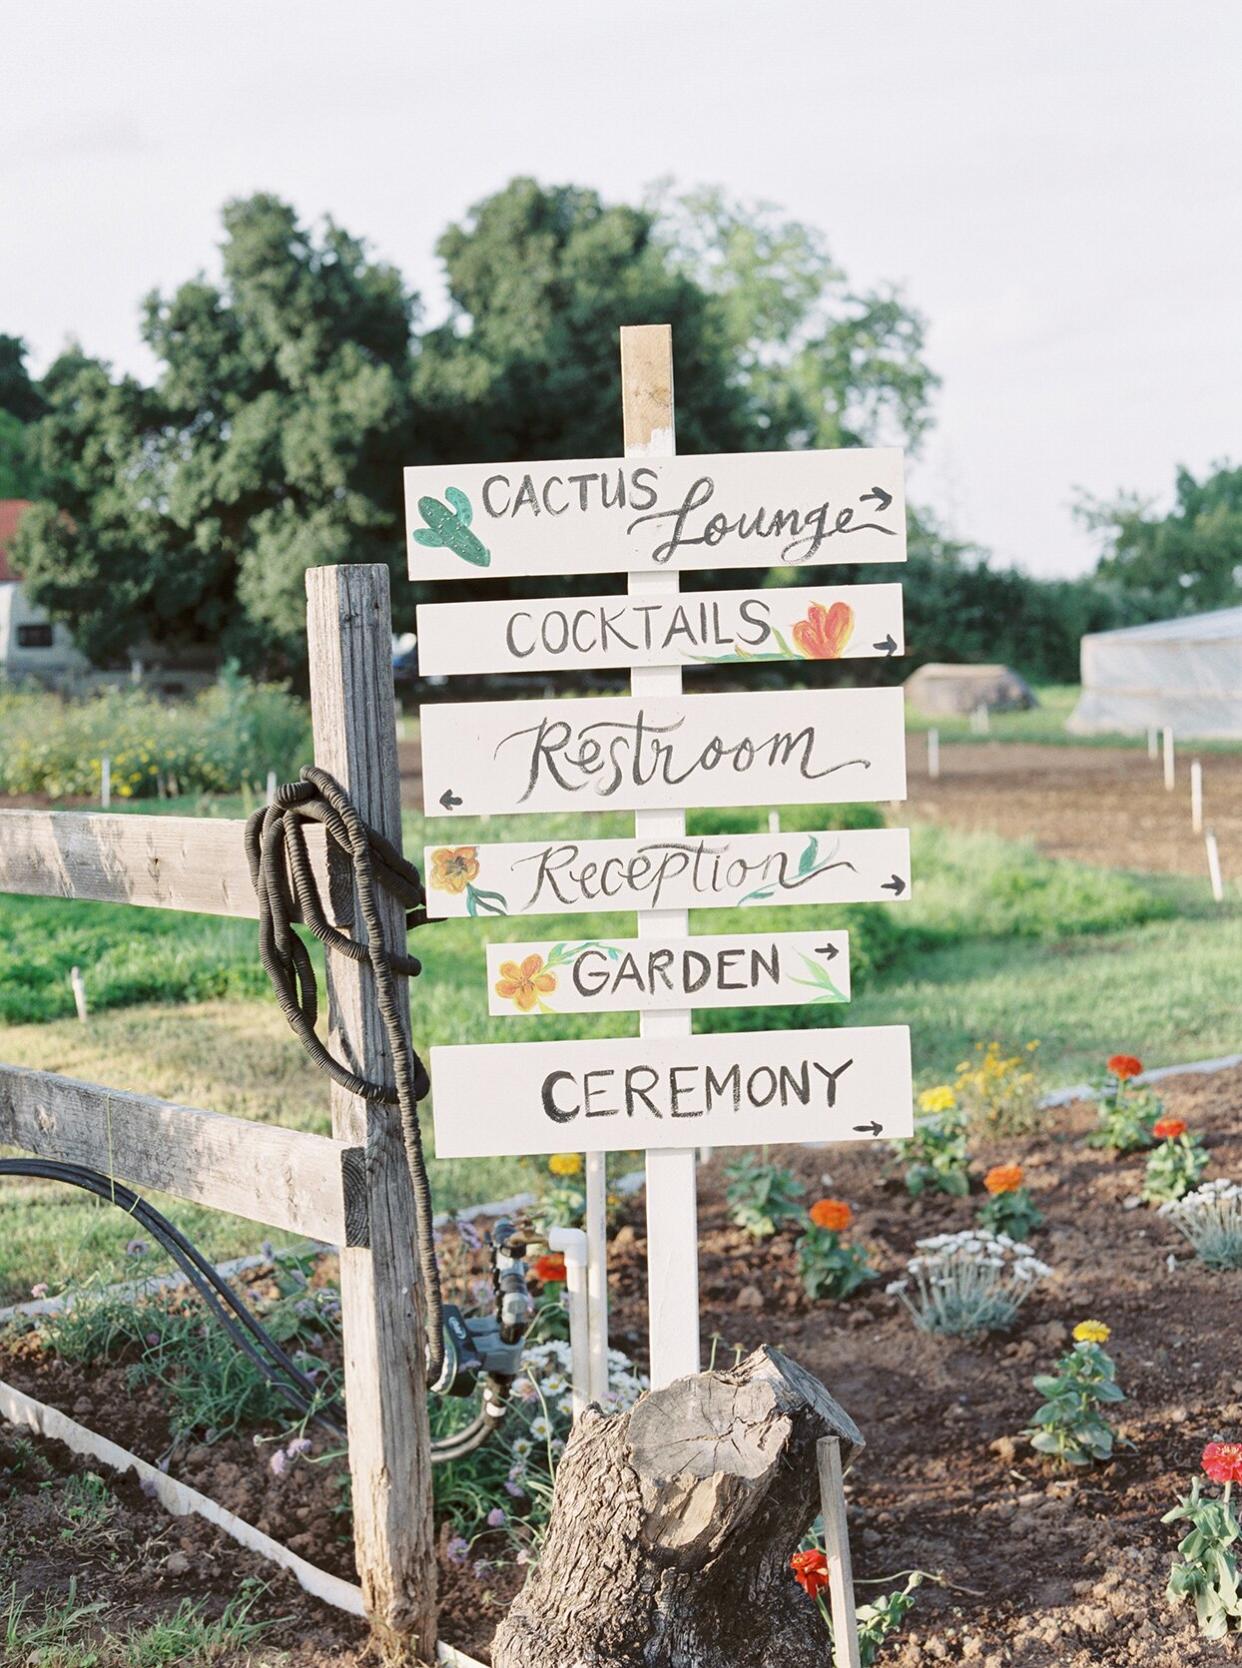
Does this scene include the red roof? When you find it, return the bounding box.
[0,500,32,583]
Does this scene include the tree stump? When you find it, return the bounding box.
[492,1345,863,1668]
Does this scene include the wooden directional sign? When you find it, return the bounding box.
[429,1025,914,1158]
[405,448,905,580]
[424,826,911,920]
[486,929,850,1018]
[416,582,904,677]
[420,687,906,818]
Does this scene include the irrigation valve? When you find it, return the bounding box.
[432,1216,533,1398]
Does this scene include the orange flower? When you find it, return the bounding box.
[792,600,855,661]
[495,954,557,1012]
[1153,1117,1187,1141]
[1203,1442,1242,1485]
[790,1547,829,1599]
[809,1198,852,1233]
[984,1163,1024,1196]
[429,846,480,895]
[1108,1054,1143,1081]
[530,1253,567,1285]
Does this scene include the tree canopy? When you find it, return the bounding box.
[0,335,45,498]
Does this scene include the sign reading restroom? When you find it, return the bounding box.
[485,929,850,1017]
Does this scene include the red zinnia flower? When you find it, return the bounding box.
[530,1253,567,1285]
[791,1547,830,1598]
[1203,1442,1242,1486]
[1153,1117,1187,1141]
[1107,1054,1143,1081]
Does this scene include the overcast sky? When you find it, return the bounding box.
[3,2,1240,577]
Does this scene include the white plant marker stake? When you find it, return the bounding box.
[69,966,88,1025]
[622,323,700,1388]
[1206,830,1225,903]
[1191,759,1203,833]
[584,1152,609,1404]
[768,808,782,834]
[100,756,111,810]
[266,769,278,807]
[927,728,940,779]
[1163,726,1175,791]
[817,1436,862,1668]
[1147,725,1159,761]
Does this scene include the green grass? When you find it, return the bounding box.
[1,1576,280,1667]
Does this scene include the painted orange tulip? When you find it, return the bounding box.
[792,600,855,660]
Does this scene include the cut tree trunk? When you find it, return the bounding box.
[492,1345,863,1668]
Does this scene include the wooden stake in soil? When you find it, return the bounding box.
[621,323,700,1389]
[817,1436,862,1668]
[306,564,437,1662]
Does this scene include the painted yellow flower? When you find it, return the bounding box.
[429,846,480,895]
[918,1084,956,1114]
[548,1153,583,1177]
[1073,1319,1111,1345]
[495,954,557,1013]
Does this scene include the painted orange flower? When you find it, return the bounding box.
[429,846,480,895]
[984,1163,1024,1196]
[495,953,557,1013]
[791,1547,829,1598]
[530,1252,567,1285]
[809,1198,852,1233]
[1153,1117,1187,1141]
[1203,1441,1242,1485]
[1108,1054,1143,1081]
[792,600,855,660]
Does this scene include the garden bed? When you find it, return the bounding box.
[3,1063,1241,1664]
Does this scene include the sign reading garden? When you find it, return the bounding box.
[406,331,914,1385]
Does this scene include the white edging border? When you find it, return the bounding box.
[1037,1052,1242,1109]
[0,1376,486,1667]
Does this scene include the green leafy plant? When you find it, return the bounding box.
[791,1543,921,1665]
[1143,1119,1208,1205]
[894,1087,970,1197]
[954,1040,1041,1135]
[1024,1321,1125,1466]
[1164,1443,1242,1638]
[724,1155,805,1240]
[1160,1180,1242,1269]
[796,1200,875,1301]
[1086,1054,1160,1152]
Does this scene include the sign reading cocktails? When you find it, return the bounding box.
[404,448,905,580]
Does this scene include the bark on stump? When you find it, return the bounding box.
[492,1345,863,1668]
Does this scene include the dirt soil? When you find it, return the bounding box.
[4,1064,1242,1664]
[903,738,1242,877]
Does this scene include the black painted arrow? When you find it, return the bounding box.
[860,485,893,514]
[439,788,463,810]
[881,874,906,896]
[814,942,840,962]
[873,633,898,656]
[853,1120,883,1136]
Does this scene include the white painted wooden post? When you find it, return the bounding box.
[584,1150,609,1403]
[306,564,437,1662]
[927,728,939,778]
[768,809,782,834]
[1163,725,1175,791]
[69,966,88,1025]
[622,323,700,1388]
[1191,759,1203,833]
[1206,830,1225,903]
[100,756,111,810]
[817,1436,861,1668]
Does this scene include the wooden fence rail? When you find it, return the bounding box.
[0,1063,361,1246]
[0,809,330,918]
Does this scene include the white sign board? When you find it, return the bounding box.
[405,448,905,580]
[420,687,906,818]
[430,1025,913,1157]
[416,583,904,677]
[424,826,910,919]
[486,929,850,1018]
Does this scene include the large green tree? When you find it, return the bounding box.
[18,196,416,672]
[0,335,46,498]
[1076,462,1242,617]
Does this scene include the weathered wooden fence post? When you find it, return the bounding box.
[306,563,437,1662]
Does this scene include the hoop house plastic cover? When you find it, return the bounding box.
[1068,606,1242,739]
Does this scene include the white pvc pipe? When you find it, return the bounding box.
[70,966,88,1024]
[1206,831,1225,903]
[548,1225,591,1419]
[1163,726,1175,791]
[1191,759,1203,833]
[100,755,111,809]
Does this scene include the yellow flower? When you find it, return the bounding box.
[1073,1320,1111,1345]
[429,846,480,895]
[548,1153,583,1177]
[495,954,557,1013]
[918,1085,956,1114]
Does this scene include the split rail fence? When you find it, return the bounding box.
[0,565,456,1663]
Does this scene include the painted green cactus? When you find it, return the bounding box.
[412,487,490,568]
